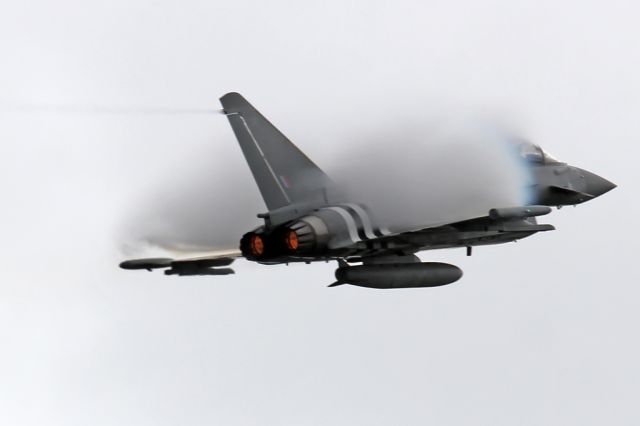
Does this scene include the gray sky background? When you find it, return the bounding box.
[1,1,638,425]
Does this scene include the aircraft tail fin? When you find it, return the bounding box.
[220,92,335,216]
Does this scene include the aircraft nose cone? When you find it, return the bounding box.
[583,170,616,197]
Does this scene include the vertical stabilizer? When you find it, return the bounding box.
[220,92,334,214]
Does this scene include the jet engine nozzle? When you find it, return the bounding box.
[240,231,270,260]
[240,215,332,260]
[283,215,331,255]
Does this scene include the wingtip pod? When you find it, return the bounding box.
[119,258,173,270]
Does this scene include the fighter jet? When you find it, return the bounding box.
[120,92,616,288]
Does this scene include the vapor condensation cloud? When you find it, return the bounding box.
[329,119,528,231]
[119,140,264,255]
[121,112,528,254]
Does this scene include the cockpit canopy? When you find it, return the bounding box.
[517,140,562,165]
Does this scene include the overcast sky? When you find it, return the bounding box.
[1,1,638,425]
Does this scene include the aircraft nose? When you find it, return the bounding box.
[582,169,616,197]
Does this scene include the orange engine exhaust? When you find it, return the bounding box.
[284,229,299,251]
[249,234,265,257]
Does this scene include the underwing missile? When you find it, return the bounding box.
[489,206,552,220]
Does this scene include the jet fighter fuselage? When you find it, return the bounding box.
[120,93,615,289]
